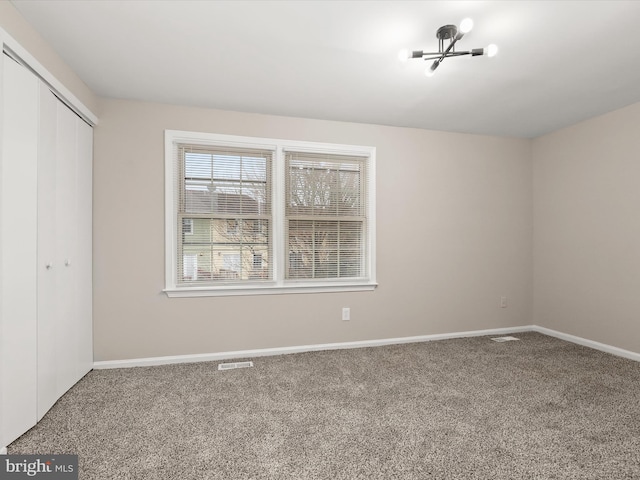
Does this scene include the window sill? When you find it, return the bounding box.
[163,281,378,298]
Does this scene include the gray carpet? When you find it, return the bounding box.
[8,332,640,479]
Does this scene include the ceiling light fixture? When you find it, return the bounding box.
[398,18,498,77]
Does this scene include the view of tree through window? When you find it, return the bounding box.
[286,152,366,279]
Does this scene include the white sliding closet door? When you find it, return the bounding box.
[0,55,39,447]
[37,83,59,419]
[55,98,80,397]
[76,116,93,378]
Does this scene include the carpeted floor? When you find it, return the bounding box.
[8,332,640,479]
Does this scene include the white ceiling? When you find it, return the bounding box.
[11,0,640,138]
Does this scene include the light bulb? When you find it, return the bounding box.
[398,49,411,62]
[486,44,498,58]
[425,63,437,77]
[459,18,474,34]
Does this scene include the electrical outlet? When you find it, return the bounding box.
[500,296,508,308]
[342,307,350,321]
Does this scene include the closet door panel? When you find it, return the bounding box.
[0,57,39,446]
[36,87,59,420]
[54,102,79,397]
[76,119,93,376]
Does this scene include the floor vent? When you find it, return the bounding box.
[218,361,254,371]
[490,336,520,343]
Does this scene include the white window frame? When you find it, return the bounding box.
[164,130,377,297]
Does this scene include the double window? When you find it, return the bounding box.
[164,131,376,296]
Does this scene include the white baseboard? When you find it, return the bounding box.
[92,325,640,370]
[0,446,7,455]
[531,325,640,362]
[93,325,534,369]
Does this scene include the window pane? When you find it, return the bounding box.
[287,155,365,217]
[287,220,363,279]
[183,150,270,215]
[180,217,271,282]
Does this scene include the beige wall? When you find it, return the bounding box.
[93,98,533,361]
[5,0,640,365]
[0,1,98,114]
[533,101,640,353]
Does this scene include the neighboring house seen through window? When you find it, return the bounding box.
[165,131,376,297]
[182,218,193,235]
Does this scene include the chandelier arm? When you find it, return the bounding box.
[421,52,471,61]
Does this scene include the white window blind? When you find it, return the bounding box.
[176,144,273,284]
[285,151,368,280]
